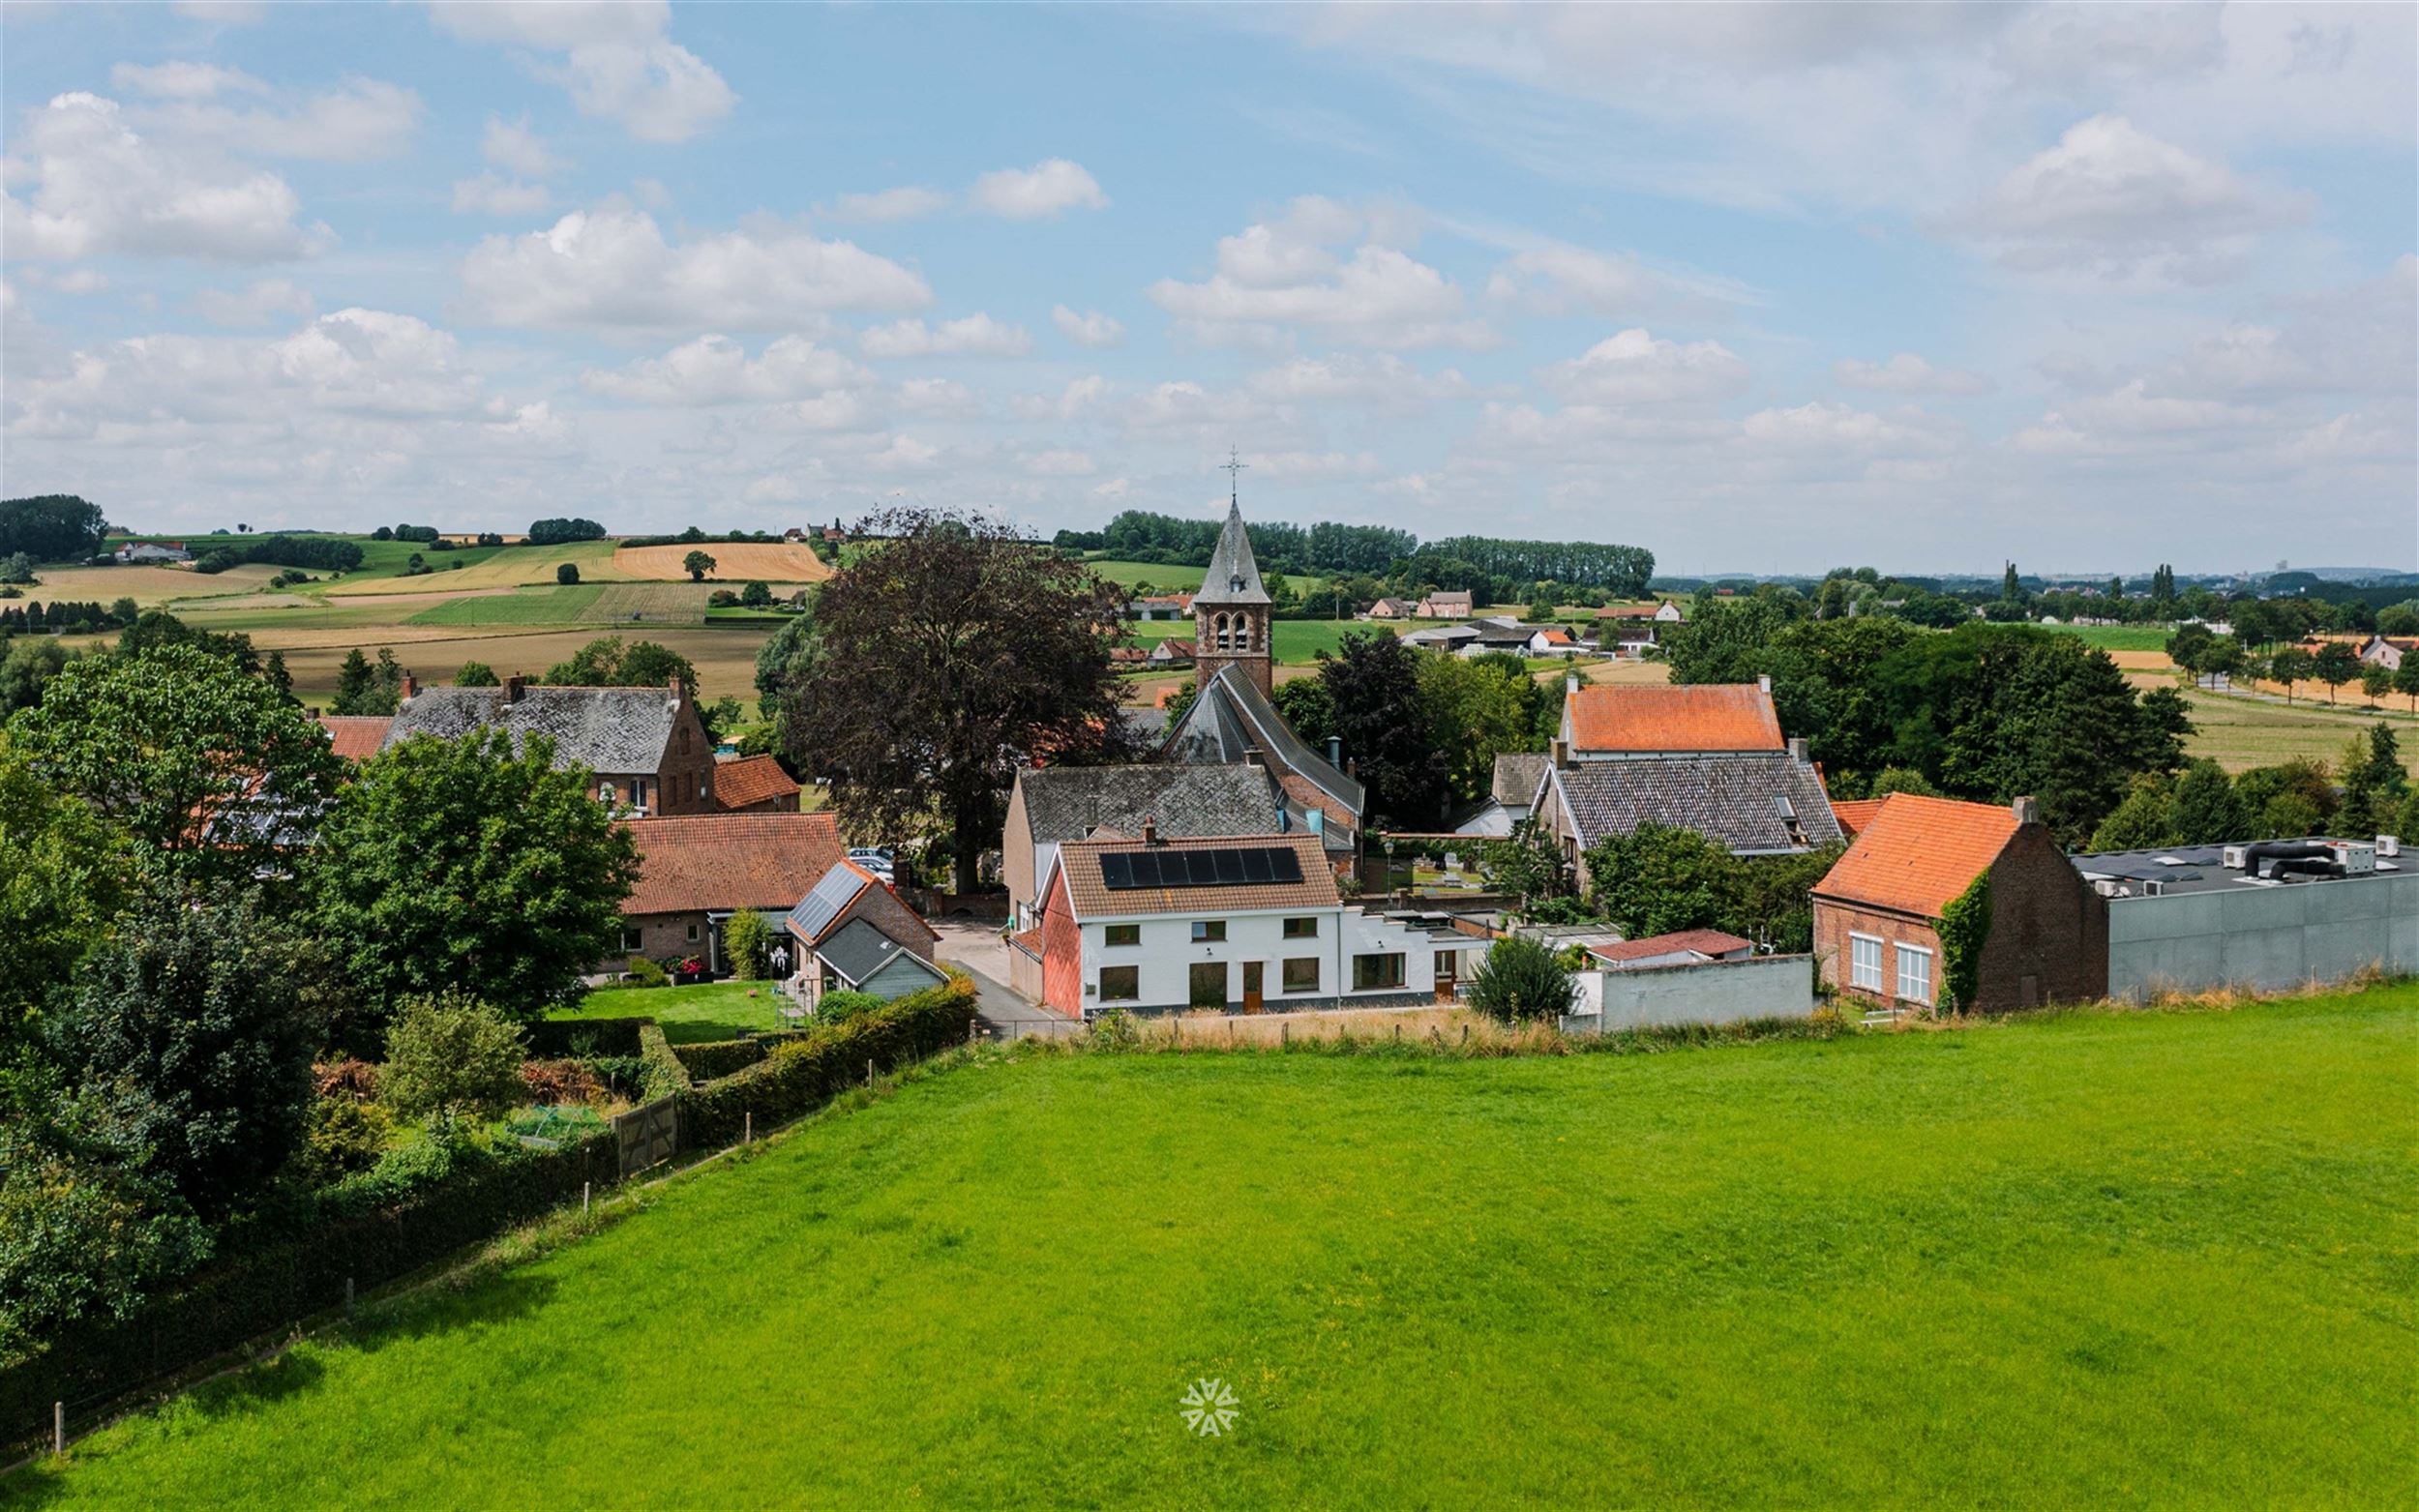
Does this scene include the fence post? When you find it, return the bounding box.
[744,1112,753,1145]
[1281,1023,1290,1048]
[344,1275,355,1320]
[582,1180,591,1216]
[54,1401,64,1458]
[865,1058,874,1087]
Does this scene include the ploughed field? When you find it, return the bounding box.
[18,985,2412,1507]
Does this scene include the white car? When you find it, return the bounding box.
[848,846,895,884]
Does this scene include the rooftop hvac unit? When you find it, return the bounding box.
[2222,845,2251,871]
[2378,835,2404,858]
[2140,879,2166,897]
[2328,843,2377,875]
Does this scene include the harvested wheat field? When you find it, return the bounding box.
[20,561,284,606]
[612,541,832,582]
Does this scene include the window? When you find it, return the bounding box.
[686,921,702,943]
[1896,943,1933,1005]
[1105,923,1141,947]
[1190,920,1227,943]
[1188,962,1227,1008]
[618,922,643,953]
[1849,934,1883,993]
[1098,965,1139,1002]
[1282,958,1320,993]
[1282,916,1319,939]
[1353,952,1406,991]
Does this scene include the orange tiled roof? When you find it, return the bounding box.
[1567,684,1784,754]
[1538,628,1573,645]
[1830,798,1887,840]
[712,754,800,810]
[1590,929,1754,964]
[317,715,393,762]
[1811,793,2019,921]
[1055,832,1337,918]
[622,812,844,915]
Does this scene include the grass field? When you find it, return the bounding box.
[403,584,605,626]
[549,982,792,1043]
[2156,684,2419,778]
[319,540,623,597]
[18,561,286,607]
[1122,619,1369,665]
[2043,624,2175,652]
[20,985,2413,1507]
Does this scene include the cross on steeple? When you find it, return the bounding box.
[1220,445,1247,508]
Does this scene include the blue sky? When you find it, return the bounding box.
[4,2,2412,573]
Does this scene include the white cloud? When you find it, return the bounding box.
[457,207,931,330]
[108,61,265,100]
[192,277,315,327]
[1148,196,1490,349]
[1482,241,1751,320]
[1242,352,1472,413]
[1539,329,1749,406]
[131,75,425,163]
[1954,114,2308,282]
[1023,449,1096,477]
[1051,305,1125,347]
[2,92,319,261]
[1741,400,1961,457]
[170,1,267,22]
[429,1,734,143]
[2010,379,2273,457]
[482,115,566,177]
[1012,375,1111,422]
[968,159,1107,219]
[1834,353,1995,396]
[451,173,552,218]
[895,377,981,417]
[582,333,870,404]
[828,186,950,222]
[858,313,1031,359]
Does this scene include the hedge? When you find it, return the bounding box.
[636,1023,691,1100]
[674,979,978,1150]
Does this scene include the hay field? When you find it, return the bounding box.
[612,542,832,582]
[320,540,627,596]
[20,561,284,606]
[260,627,775,704]
[587,583,713,625]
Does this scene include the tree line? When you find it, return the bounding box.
[0,496,108,563]
[1061,510,1656,597]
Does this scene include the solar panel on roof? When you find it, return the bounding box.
[1098,853,1132,888]
[1239,848,1273,882]
[1213,848,1245,883]
[1096,845,1307,890]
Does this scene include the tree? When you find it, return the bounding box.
[723,908,773,980]
[51,884,320,1220]
[457,660,499,687]
[0,1101,206,1357]
[2088,777,2175,851]
[10,641,342,884]
[543,635,698,690]
[2234,758,2337,839]
[2169,760,2249,845]
[528,518,606,546]
[0,637,75,718]
[334,647,373,712]
[557,561,582,586]
[770,508,1140,893]
[1585,822,1740,939]
[740,579,773,608]
[2336,725,2408,839]
[305,727,641,1023]
[379,993,526,1131]
[1417,651,1545,805]
[2002,561,2022,604]
[2360,665,2392,706]
[2376,602,2419,637]
[2268,646,2314,702]
[2313,641,2359,704]
[2396,661,2419,713]
[1270,676,1336,751]
[262,649,295,704]
[0,734,133,1033]
[753,608,820,730]
[0,551,37,585]
[683,549,717,582]
[1486,820,1575,915]
[1464,935,1574,1023]
[1870,767,1941,798]
[117,608,258,673]
[0,494,106,561]
[1319,631,1450,826]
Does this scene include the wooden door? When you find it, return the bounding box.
[1242,961,1264,1014]
[1433,949,1458,1001]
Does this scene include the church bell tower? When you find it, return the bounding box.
[1192,450,1272,697]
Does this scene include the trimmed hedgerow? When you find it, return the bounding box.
[673,979,978,1151]
[636,1022,690,1100]
[673,1038,767,1082]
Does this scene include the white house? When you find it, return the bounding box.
[114,542,192,564]
[1016,829,1478,1017]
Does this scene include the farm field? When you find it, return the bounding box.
[2043,624,2175,653]
[2153,683,2419,779]
[403,584,605,626]
[1122,619,1362,665]
[20,985,2413,1508]
[320,539,623,596]
[252,628,775,704]
[612,541,831,583]
[17,560,286,607]
[1083,558,1321,596]
[551,982,793,1044]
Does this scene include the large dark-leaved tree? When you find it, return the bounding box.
[771,508,1138,892]
[305,726,641,1029]
[1317,631,1449,827]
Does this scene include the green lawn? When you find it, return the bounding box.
[18,986,2414,1506]
[405,584,604,626]
[547,981,791,1043]
[2043,623,2175,652]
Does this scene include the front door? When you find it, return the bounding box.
[1189,961,1228,1010]
[1241,961,1264,1014]
[1433,949,1458,1001]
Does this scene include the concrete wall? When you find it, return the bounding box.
[1564,954,1816,1033]
[2105,872,2419,1000]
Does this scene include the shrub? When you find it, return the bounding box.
[556,562,581,586]
[723,909,773,980]
[635,1022,690,1101]
[519,1058,605,1107]
[1465,936,1576,1023]
[457,660,498,688]
[381,993,529,1129]
[673,979,977,1149]
[707,589,739,608]
[818,989,883,1025]
[293,1095,393,1184]
[525,1017,651,1058]
[625,955,670,988]
[314,1059,380,1100]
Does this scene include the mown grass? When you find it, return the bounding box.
[404,584,604,626]
[548,981,791,1043]
[2043,624,2175,652]
[16,985,2413,1507]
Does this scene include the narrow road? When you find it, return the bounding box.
[929,920,1077,1041]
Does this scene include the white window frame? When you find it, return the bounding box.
[1849,933,1884,993]
[1896,943,1933,1005]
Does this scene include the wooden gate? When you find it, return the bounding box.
[613,1096,676,1176]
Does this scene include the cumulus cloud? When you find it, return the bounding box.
[429,1,734,143]
[582,333,871,404]
[2,92,320,261]
[1483,242,1751,320]
[858,313,1032,359]
[482,115,566,178]
[451,173,552,217]
[827,186,951,222]
[1051,305,1125,347]
[1539,329,1750,406]
[192,277,316,327]
[456,207,931,330]
[108,61,266,100]
[968,159,1107,219]
[1833,353,1995,396]
[1954,114,2308,282]
[1022,448,1096,477]
[1148,196,1490,349]
[1241,353,1472,413]
[106,69,425,163]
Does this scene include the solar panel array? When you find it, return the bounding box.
[1098,845,1305,890]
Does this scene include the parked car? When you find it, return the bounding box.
[849,846,895,884]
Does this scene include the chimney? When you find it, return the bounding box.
[1566,673,1579,697]
[1346,756,1359,780]
[505,674,525,703]
[2012,795,2041,825]
[400,672,416,701]
[1787,737,1807,761]
[1141,816,1158,846]
[1757,673,1773,695]
[669,675,687,706]
[306,705,321,719]
[1552,737,1570,769]
[1328,735,1343,768]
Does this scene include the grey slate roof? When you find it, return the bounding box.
[786,860,874,943]
[1014,763,1285,845]
[1549,754,1842,855]
[381,686,677,774]
[1193,501,1269,606]
[1491,752,1551,809]
[1160,665,1365,825]
[817,917,949,989]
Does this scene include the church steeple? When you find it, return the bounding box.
[1192,449,1272,695]
[1197,498,1269,608]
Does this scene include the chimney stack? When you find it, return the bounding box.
[505,674,525,703]
[1565,672,1579,697]
[1328,735,1343,768]
[2012,795,2041,825]
[1787,736,1807,761]
[1141,816,1158,846]
[669,675,687,706]
[1551,737,1570,770]
[400,672,416,701]
[1757,673,1774,695]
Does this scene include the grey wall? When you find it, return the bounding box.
[2105,872,2418,1000]
[1563,954,1815,1034]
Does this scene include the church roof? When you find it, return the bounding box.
[1194,500,1269,607]
[1159,665,1363,844]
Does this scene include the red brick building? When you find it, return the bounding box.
[611,812,847,972]
[1810,793,2106,1014]
[711,754,802,814]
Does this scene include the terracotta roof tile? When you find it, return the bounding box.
[1590,929,1754,964]
[712,754,800,811]
[622,812,844,916]
[1567,684,1784,753]
[1811,793,2019,921]
[318,715,393,762]
[1831,798,1887,840]
[1055,832,1337,918]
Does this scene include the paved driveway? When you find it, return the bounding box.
[931,920,1076,1040]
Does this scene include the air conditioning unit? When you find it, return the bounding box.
[2378,835,2403,858]
[2328,843,2377,875]
[2222,845,2251,871]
